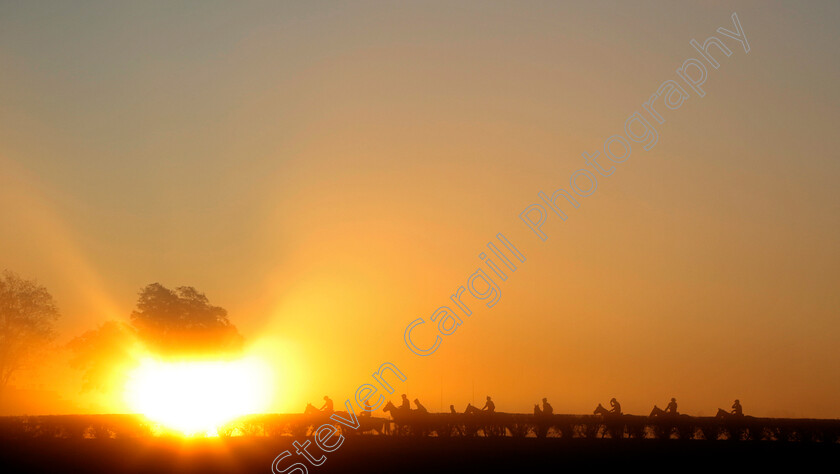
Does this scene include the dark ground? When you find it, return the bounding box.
[2,437,838,473]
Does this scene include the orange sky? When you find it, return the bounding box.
[0,1,838,418]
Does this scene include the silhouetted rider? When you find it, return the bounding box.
[731,399,743,416]
[414,399,428,414]
[320,396,334,414]
[542,398,553,416]
[666,397,679,415]
[400,394,411,412]
[609,397,622,415]
[482,396,496,413]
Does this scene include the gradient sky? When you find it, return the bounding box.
[1,1,838,418]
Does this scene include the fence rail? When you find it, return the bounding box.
[1,413,839,442]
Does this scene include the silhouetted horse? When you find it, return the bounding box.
[594,404,611,416]
[383,400,413,435]
[714,408,753,441]
[464,403,482,415]
[461,403,504,436]
[593,404,624,438]
[383,401,409,417]
[532,405,550,438]
[299,403,354,436]
[357,414,390,436]
[383,400,447,437]
[649,405,666,417]
[716,408,746,420]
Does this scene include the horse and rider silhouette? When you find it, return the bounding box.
[649,398,681,417]
[304,396,347,420]
[382,394,431,416]
[307,395,747,423]
[304,395,390,435]
[381,395,497,420]
[716,399,745,420]
[594,397,622,416]
[593,397,746,420]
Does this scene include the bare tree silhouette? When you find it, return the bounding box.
[0,271,59,394]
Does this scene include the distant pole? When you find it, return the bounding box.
[472,380,475,405]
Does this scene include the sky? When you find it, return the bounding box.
[0,1,838,418]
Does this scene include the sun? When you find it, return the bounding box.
[125,356,272,436]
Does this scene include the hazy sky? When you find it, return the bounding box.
[1,1,838,418]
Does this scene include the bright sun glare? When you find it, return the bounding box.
[125,357,272,436]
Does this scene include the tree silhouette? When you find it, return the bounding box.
[0,271,60,394]
[129,283,243,356]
